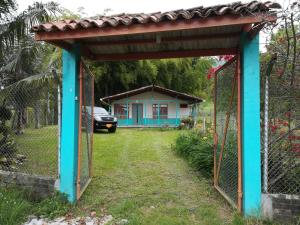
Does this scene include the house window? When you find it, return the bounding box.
[153,104,168,119]
[114,104,128,119]
[180,103,188,108]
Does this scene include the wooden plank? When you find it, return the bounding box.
[35,14,277,41]
[76,60,83,200]
[213,68,218,187]
[92,48,237,61]
[236,52,243,213]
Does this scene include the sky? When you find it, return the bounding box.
[16,0,289,51]
[17,0,288,16]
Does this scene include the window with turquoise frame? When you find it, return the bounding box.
[114,104,128,119]
[152,104,168,119]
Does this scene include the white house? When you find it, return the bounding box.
[101,85,202,127]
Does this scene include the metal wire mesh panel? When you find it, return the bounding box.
[215,59,238,206]
[0,82,58,177]
[78,62,94,196]
[261,56,300,195]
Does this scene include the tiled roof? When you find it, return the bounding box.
[31,1,281,33]
[101,85,203,103]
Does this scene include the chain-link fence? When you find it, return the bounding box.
[78,62,94,197]
[214,58,239,207]
[261,54,300,195]
[0,81,59,178]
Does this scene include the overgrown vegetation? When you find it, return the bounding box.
[0,105,21,170]
[173,130,214,178]
[0,187,70,225]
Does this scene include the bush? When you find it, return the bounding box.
[179,117,194,129]
[0,105,18,170]
[173,130,213,177]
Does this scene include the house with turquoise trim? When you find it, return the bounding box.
[101,85,202,127]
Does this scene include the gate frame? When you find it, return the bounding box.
[213,34,261,216]
[58,34,262,215]
[77,60,94,200]
[32,4,278,216]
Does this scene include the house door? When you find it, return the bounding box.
[132,103,143,125]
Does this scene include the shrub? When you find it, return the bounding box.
[0,105,18,170]
[173,130,213,177]
[179,117,194,129]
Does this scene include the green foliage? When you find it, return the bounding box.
[32,192,70,219]
[173,130,213,177]
[0,105,17,170]
[0,187,70,225]
[89,57,215,104]
[0,187,32,225]
[179,117,194,129]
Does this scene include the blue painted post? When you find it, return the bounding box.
[175,100,179,126]
[144,100,147,125]
[126,98,129,126]
[240,33,261,216]
[60,45,80,202]
[157,103,160,127]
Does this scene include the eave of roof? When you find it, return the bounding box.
[32,1,280,34]
[101,85,203,103]
[31,1,281,61]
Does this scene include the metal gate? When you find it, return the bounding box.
[77,60,94,199]
[214,55,242,212]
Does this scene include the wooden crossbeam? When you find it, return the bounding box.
[92,48,237,61]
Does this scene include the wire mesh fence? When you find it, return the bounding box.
[261,55,300,195]
[0,81,59,178]
[78,62,94,196]
[215,59,239,206]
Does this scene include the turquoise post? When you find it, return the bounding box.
[175,100,179,126]
[60,45,80,202]
[240,33,261,216]
[126,98,129,126]
[157,103,160,127]
[144,100,147,125]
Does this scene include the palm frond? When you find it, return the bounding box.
[0,2,60,56]
[0,0,16,19]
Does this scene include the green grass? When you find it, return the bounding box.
[3,127,282,225]
[13,126,57,177]
[75,128,234,225]
[0,187,70,225]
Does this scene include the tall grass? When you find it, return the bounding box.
[0,187,70,225]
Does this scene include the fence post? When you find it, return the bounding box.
[240,33,261,216]
[60,44,80,202]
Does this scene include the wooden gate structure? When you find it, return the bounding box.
[31,1,280,216]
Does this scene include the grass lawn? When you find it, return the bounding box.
[13,126,57,177]
[2,127,283,224]
[75,128,235,225]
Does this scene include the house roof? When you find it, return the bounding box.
[32,1,280,33]
[31,1,280,61]
[101,85,203,103]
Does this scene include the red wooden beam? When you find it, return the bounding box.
[48,40,73,51]
[91,48,237,61]
[35,14,277,42]
[84,32,241,47]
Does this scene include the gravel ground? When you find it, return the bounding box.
[23,214,128,225]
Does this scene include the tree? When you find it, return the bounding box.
[0,2,60,133]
